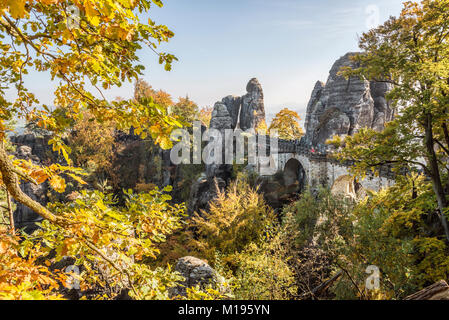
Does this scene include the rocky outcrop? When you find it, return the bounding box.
[221,78,266,131]
[304,52,393,147]
[188,78,267,215]
[169,256,218,297]
[187,174,225,215]
[10,140,52,233]
[9,133,55,162]
[206,102,233,181]
[188,102,232,215]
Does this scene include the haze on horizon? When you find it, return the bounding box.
[7,0,405,126]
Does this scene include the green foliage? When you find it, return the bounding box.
[0,0,189,299]
[331,0,449,241]
[281,178,449,300]
[171,96,200,125]
[24,186,187,299]
[228,238,297,300]
[347,174,449,297]
[192,177,276,265]
[0,228,66,300]
[189,174,297,300]
[279,188,354,298]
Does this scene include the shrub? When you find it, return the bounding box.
[281,175,449,300]
[228,237,297,300]
[280,188,354,298]
[191,177,276,265]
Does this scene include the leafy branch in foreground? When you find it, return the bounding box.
[0,0,189,299]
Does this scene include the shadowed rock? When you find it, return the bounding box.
[169,256,218,297]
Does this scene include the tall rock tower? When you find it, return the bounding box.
[188,78,267,215]
[304,52,394,146]
[220,78,266,131]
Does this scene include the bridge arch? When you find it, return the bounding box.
[283,158,307,193]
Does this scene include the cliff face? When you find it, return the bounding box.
[304,52,394,146]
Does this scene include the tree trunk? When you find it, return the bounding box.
[424,113,449,242]
[0,140,63,226]
[5,188,14,234]
[405,280,449,300]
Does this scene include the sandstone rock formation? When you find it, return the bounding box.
[169,256,218,297]
[10,141,50,233]
[304,52,394,147]
[206,78,266,180]
[188,78,267,215]
[221,78,266,131]
[206,102,233,180]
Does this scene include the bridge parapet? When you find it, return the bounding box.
[258,136,397,184]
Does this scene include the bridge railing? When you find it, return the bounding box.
[259,136,399,180]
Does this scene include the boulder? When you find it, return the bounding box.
[170,256,218,297]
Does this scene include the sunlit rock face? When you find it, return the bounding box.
[169,256,223,298]
[304,52,394,146]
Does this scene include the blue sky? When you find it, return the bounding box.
[10,0,405,124]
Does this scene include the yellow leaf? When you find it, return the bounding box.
[8,0,26,19]
[85,1,100,27]
[159,136,172,150]
[67,173,87,185]
[50,175,67,193]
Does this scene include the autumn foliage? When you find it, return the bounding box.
[269,108,304,140]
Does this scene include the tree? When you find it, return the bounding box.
[268,108,304,140]
[134,79,174,109]
[331,0,449,241]
[68,110,117,182]
[0,227,66,299]
[198,106,212,127]
[171,96,199,124]
[0,0,185,299]
[192,177,276,266]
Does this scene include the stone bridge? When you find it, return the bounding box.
[257,138,394,198]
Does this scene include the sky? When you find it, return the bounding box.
[10,0,406,125]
